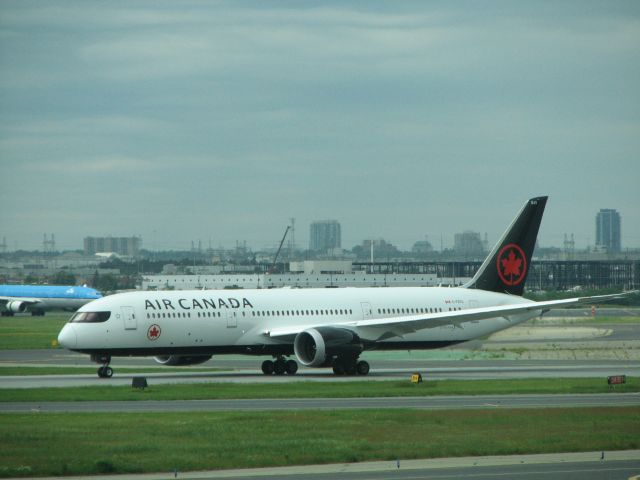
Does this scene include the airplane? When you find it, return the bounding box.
[0,284,102,316]
[57,197,635,378]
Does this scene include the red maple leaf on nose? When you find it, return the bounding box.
[501,250,522,278]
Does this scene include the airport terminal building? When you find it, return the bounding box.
[141,259,638,291]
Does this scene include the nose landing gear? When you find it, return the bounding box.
[97,365,113,378]
[91,354,113,378]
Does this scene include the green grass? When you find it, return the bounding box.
[1,377,638,402]
[0,407,638,477]
[0,314,68,349]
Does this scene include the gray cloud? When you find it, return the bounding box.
[1,1,638,251]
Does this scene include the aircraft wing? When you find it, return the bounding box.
[265,291,636,340]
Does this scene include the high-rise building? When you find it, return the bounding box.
[454,231,485,256]
[84,236,141,256]
[309,220,341,252]
[595,209,621,253]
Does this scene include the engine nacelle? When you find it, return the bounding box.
[154,355,212,366]
[6,300,27,313]
[293,327,362,367]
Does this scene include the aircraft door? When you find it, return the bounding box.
[361,302,372,320]
[122,306,137,330]
[226,310,237,328]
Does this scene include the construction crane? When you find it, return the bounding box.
[270,226,290,274]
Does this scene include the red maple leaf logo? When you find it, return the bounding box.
[147,324,161,340]
[501,250,522,278]
[496,244,527,286]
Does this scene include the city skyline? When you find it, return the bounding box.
[1,2,639,251]
[0,205,633,254]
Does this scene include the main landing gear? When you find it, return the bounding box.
[332,356,370,376]
[261,356,298,375]
[91,354,113,378]
[260,356,371,376]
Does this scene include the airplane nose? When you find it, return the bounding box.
[58,325,77,348]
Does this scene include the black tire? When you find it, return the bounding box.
[285,359,298,375]
[104,367,113,378]
[97,366,105,378]
[261,360,274,375]
[344,362,357,376]
[332,363,345,375]
[356,360,370,376]
[274,359,286,375]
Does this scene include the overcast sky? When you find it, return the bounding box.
[1,1,638,252]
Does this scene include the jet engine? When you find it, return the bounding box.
[6,300,27,313]
[153,355,212,366]
[293,327,362,367]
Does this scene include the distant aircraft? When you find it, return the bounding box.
[0,285,102,316]
[57,197,635,378]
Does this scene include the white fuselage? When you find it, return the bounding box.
[58,286,537,355]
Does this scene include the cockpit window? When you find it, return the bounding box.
[70,311,111,323]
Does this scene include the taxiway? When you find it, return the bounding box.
[2,392,639,413]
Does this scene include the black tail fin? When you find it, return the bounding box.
[464,196,548,296]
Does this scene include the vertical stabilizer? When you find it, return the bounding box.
[464,196,547,296]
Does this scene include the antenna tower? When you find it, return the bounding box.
[43,233,55,254]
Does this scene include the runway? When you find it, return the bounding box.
[8,451,637,480]
[2,392,639,413]
[213,460,640,480]
[2,360,640,388]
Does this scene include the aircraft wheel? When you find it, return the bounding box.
[332,363,345,375]
[285,359,298,375]
[274,358,286,375]
[261,360,274,375]
[344,362,357,376]
[97,366,113,378]
[356,361,370,376]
